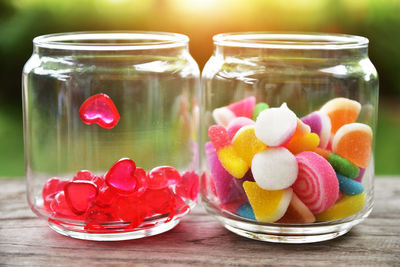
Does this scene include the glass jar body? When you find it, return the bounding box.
[23,32,200,240]
[200,33,378,243]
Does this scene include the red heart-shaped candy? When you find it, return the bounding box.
[105,158,137,194]
[64,181,98,215]
[79,93,120,129]
[147,166,181,190]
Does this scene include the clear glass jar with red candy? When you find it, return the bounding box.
[23,32,200,240]
[200,32,378,243]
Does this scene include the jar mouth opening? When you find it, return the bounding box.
[33,31,189,51]
[213,32,369,50]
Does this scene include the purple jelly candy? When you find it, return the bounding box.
[354,168,365,182]
[301,111,331,149]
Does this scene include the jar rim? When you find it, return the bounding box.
[213,32,369,50]
[33,31,189,51]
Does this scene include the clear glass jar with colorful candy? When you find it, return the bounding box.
[200,32,378,243]
[23,32,200,240]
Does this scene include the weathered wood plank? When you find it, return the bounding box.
[0,178,399,266]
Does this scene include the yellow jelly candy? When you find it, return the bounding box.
[232,125,267,166]
[316,192,365,221]
[286,132,320,155]
[243,181,293,223]
[217,146,249,178]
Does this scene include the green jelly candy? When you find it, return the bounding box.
[252,102,269,120]
[328,153,360,179]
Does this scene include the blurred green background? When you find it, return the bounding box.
[0,0,399,177]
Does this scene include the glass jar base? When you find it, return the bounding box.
[48,219,180,241]
[208,206,372,244]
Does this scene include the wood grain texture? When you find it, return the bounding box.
[0,178,399,266]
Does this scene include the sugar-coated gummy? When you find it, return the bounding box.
[328,153,360,179]
[332,123,373,168]
[252,102,269,120]
[227,96,256,118]
[276,193,316,224]
[316,193,366,221]
[232,125,267,166]
[336,173,364,196]
[243,181,293,223]
[320,97,361,134]
[237,203,256,220]
[205,142,245,203]
[251,147,298,190]
[254,103,297,147]
[217,146,249,178]
[293,151,339,214]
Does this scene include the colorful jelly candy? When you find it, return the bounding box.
[301,111,332,148]
[212,107,236,127]
[237,203,256,220]
[205,142,245,203]
[79,93,120,129]
[252,102,269,120]
[276,193,316,224]
[316,193,365,221]
[227,96,256,118]
[64,181,98,215]
[251,147,298,190]
[232,125,267,166]
[143,188,175,215]
[354,168,365,182]
[208,125,248,178]
[336,173,364,196]
[105,158,138,194]
[320,97,361,134]
[292,151,339,214]
[148,166,181,190]
[243,181,293,223]
[255,103,297,146]
[332,123,372,168]
[226,117,255,141]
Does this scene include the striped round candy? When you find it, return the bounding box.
[292,151,339,214]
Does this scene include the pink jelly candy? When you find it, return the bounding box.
[227,96,256,118]
[42,177,68,210]
[208,125,231,150]
[175,171,199,201]
[105,158,137,194]
[147,166,181,190]
[64,180,98,215]
[226,117,255,141]
[205,142,245,204]
[79,93,120,129]
[130,167,149,197]
[292,151,339,214]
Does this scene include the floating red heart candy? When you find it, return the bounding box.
[148,166,181,190]
[79,93,120,129]
[64,181,98,215]
[175,171,199,201]
[42,177,69,211]
[105,158,137,194]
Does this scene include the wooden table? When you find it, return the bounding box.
[1,178,399,266]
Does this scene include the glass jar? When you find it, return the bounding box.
[200,32,378,243]
[23,32,200,241]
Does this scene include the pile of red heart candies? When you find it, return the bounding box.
[42,158,199,232]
